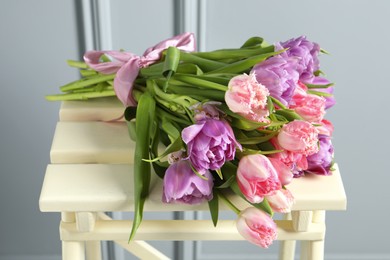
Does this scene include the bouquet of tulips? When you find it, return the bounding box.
[47,32,335,248]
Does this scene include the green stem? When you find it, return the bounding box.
[270,96,287,109]
[45,90,116,101]
[66,60,88,69]
[217,190,241,215]
[60,74,115,92]
[174,74,227,91]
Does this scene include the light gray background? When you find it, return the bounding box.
[1,0,389,259]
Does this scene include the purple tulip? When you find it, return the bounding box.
[306,134,334,175]
[163,160,213,204]
[251,55,299,106]
[278,36,320,84]
[182,118,241,171]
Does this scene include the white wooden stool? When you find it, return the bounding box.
[39,98,347,260]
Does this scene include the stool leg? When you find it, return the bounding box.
[279,213,296,260]
[63,241,85,260]
[61,212,86,260]
[86,241,102,260]
[300,211,326,260]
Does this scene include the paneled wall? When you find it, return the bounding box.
[1,0,389,259]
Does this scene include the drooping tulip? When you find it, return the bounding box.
[236,207,277,248]
[163,160,213,204]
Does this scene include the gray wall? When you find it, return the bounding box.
[1,0,389,259]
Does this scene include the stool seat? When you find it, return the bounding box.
[39,98,347,260]
[40,163,346,213]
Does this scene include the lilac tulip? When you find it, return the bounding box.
[236,207,277,248]
[163,160,213,204]
[251,55,299,106]
[306,134,334,175]
[182,118,241,171]
[278,36,320,84]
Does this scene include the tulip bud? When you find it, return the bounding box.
[163,160,213,204]
[277,120,319,156]
[236,207,277,248]
[265,189,294,213]
[268,157,293,186]
[225,73,269,122]
[236,154,281,204]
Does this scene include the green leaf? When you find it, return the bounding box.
[208,190,219,227]
[307,90,333,97]
[305,82,334,89]
[173,74,227,91]
[143,136,182,163]
[168,84,225,102]
[152,161,168,179]
[239,148,283,156]
[193,45,274,61]
[163,47,181,91]
[176,63,203,75]
[126,120,137,141]
[215,175,235,189]
[139,62,165,77]
[274,109,303,121]
[161,118,181,140]
[205,50,284,74]
[129,91,155,242]
[267,96,275,114]
[241,37,265,48]
[215,168,223,180]
[180,52,226,72]
[237,132,277,145]
[163,47,180,77]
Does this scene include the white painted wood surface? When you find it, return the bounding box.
[40,163,346,212]
[39,99,347,259]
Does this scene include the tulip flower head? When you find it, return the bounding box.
[236,154,282,204]
[236,207,277,248]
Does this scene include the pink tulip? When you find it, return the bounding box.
[317,119,334,136]
[265,189,294,213]
[277,120,319,156]
[268,157,293,186]
[236,207,277,248]
[291,94,326,123]
[237,154,281,204]
[289,81,308,107]
[270,138,308,176]
[225,73,270,122]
